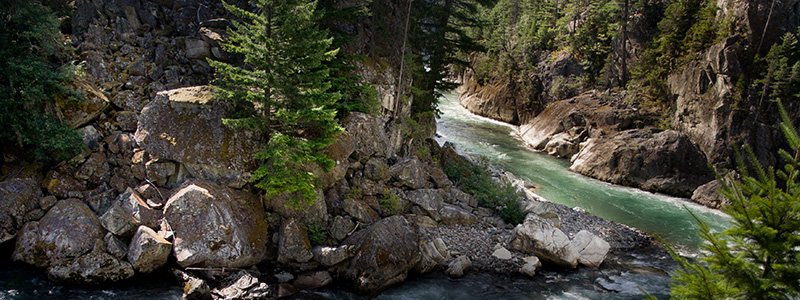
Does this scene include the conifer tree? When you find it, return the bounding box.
[209,0,343,207]
[667,101,800,299]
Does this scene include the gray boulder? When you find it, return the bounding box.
[509,214,578,268]
[0,179,41,244]
[406,189,444,221]
[416,237,450,273]
[265,190,328,226]
[312,245,355,267]
[277,219,313,264]
[100,188,161,236]
[14,199,106,268]
[439,204,478,225]
[342,198,379,224]
[390,157,429,189]
[570,129,713,198]
[691,179,729,208]
[47,244,134,285]
[519,256,541,277]
[445,255,472,278]
[211,271,272,300]
[135,86,262,186]
[343,112,390,161]
[127,226,172,273]
[339,216,421,294]
[570,230,610,268]
[164,181,268,268]
[294,271,333,289]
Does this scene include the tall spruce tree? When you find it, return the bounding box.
[210,0,343,207]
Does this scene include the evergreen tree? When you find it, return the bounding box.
[0,0,82,160]
[408,0,496,114]
[667,101,800,299]
[209,0,343,207]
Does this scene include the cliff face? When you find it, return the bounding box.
[460,0,800,205]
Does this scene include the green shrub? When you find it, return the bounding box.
[443,156,526,225]
[379,191,403,215]
[306,223,328,246]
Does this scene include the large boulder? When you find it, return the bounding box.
[569,129,713,198]
[99,188,162,236]
[439,204,478,225]
[163,181,268,268]
[691,179,729,208]
[312,245,355,267]
[134,86,262,185]
[0,179,41,244]
[509,214,578,268]
[389,157,429,189]
[47,244,134,285]
[127,225,172,273]
[343,112,390,161]
[339,216,421,294]
[277,219,313,264]
[14,199,106,268]
[405,189,444,221]
[569,230,610,268]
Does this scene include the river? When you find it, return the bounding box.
[0,91,731,300]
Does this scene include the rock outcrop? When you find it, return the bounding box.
[570,129,713,197]
[163,181,268,268]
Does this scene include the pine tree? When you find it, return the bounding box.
[0,0,82,160]
[209,0,343,207]
[667,101,800,299]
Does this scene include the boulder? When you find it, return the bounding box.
[164,181,268,268]
[55,84,109,129]
[445,255,472,278]
[316,132,356,189]
[439,204,478,225]
[104,233,128,260]
[211,271,273,300]
[569,129,713,198]
[691,179,729,208]
[544,132,579,158]
[277,219,313,264]
[405,189,444,221]
[417,237,450,273]
[389,157,429,189]
[0,178,41,244]
[519,256,541,277]
[135,86,262,186]
[342,198,379,224]
[14,199,106,268]
[343,112,390,161]
[312,245,355,267]
[185,39,211,59]
[570,230,610,268]
[363,158,390,182]
[99,188,162,236]
[127,225,172,273]
[491,246,513,260]
[509,214,578,268]
[293,271,333,289]
[174,269,211,300]
[47,244,134,285]
[329,215,355,241]
[339,216,421,294]
[43,169,85,199]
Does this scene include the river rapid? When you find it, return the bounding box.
[0,91,731,300]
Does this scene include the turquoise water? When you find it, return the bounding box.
[435,91,731,248]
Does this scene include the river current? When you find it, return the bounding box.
[0,92,731,299]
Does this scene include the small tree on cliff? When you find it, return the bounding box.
[667,101,800,299]
[209,0,343,207]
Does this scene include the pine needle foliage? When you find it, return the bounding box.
[668,101,800,299]
[209,0,344,208]
[0,0,82,161]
